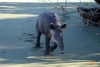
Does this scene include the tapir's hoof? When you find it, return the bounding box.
[33,46,43,49]
[44,50,51,56]
[61,52,64,54]
[45,54,50,56]
[43,50,52,56]
[60,51,64,54]
[44,54,52,56]
[43,49,53,52]
[50,49,53,52]
[50,48,55,52]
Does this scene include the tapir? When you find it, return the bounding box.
[35,11,66,55]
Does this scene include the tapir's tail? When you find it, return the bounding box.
[36,15,40,30]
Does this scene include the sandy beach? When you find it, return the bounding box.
[0,2,100,67]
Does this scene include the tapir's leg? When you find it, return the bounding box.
[35,31,42,48]
[50,42,57,52]
[45,36,51,55]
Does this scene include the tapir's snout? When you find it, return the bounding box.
[60,47,64,54]
[57,41,64,54]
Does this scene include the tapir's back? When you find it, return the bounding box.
[36,12,61,34]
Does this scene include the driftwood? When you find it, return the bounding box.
[94,0,100,4]
[77,7,100,26]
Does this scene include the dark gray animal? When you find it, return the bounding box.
[35,12,66,55]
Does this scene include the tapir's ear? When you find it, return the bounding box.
[61,24,66,30]
[50,23,55,30]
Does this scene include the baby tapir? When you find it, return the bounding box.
[35,11,66,55]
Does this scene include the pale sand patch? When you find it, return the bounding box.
[0,58,9,61]
[0,6,21,9]
[0,13,38,20]
[0,61,99,67]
